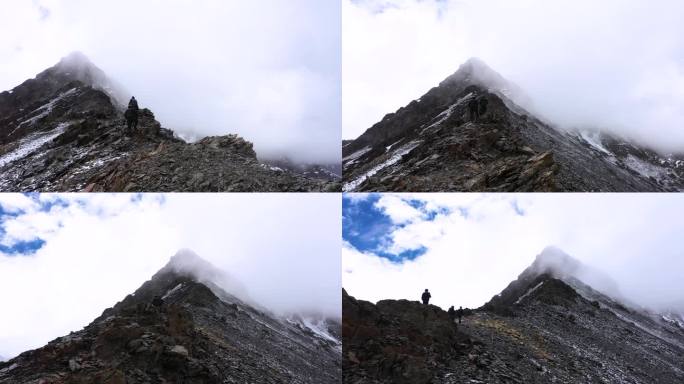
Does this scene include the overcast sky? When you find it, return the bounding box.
[0,193,341,359]
[0,0,340,163]
[343,193,684,315]
[343,0,684,153]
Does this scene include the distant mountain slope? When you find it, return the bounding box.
[0,251,341,383]
[342,248,684,383]
[0,52,339,192]
[342,58,684,192]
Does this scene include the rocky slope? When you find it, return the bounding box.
[0,251,341,384]
[343,248,684,383]
[342,58,684,192]
[0,52,339,192]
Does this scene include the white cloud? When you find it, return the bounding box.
[374,194,423,224]
[343,0,684,154]
[0,0,340,163]
[0,193,341,359]
[343,193,684,316]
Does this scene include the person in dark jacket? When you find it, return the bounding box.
[421,289,431,305]
[448,306,456,323]
[456,306,464,324]
[125,96,139,132]
[468,97,479,121]
[128,96,139,110]
[478,96,489,118]
[152,295,164,308]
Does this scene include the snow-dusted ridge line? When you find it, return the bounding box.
[514,281,544,305]
[420,92,474,136]
[0,122,69,168]
[16,88,78,129]
[579,130,611,155]
[343,140,421,192]
[162,283,185,300]
[343,145,372,164]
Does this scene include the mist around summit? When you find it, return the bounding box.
[0,193,341,361]
[344,0,684,154]
[1,0,340,164]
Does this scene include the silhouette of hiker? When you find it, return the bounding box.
[448,305,456,323]
[456,306,464,324]
[152,295,164,308]
[468,97,479,121]
[478,96,488,118]
[125,96,139,133]
[421,289,431,305]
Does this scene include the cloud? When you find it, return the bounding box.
[342,193,684,317]
[0,0,340,163]
[0,193,340,359]
[343,0,684,154]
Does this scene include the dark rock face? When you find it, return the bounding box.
[0,52,339,192]
[0,253,341,383]
[343,251,684,383]
[343,58,684,191]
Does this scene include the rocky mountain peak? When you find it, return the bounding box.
[37,51,129,107]
[344,249,684,383]
[526,246,582,279]
[0,251,341,383]
[54,51,97,73]
[0,56,340,192]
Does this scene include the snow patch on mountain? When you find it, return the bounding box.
[343,140,421,192]
[579,130,611,155]
[0,122,69,168]
[343,146,372,164]
[515,281,544,305]
[16,88,78,130]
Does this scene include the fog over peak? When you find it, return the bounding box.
[1,0,340,164]
[344,0,684,153]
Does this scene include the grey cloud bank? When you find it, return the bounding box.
[1,0,340,163]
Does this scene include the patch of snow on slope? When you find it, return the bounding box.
[420,92,474,135]
[515,281,544,305]
[16,88,77,129]
[343,140,421,192]
[301,317,340,345]
[162,283,184,300]
[343,146,372,164]
[0,122,69,168]
[260,164,283,172]
[663,314,684,328]
[579,131,611,155]
[623,155,666,179]
[385,139,402,152]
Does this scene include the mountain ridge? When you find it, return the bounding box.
[0,250,341,383]
[342,248,684,383]
[342,58,684,192]
[0,52,340,192]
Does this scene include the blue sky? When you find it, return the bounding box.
[0,194,62,255]
[0,193,149,257]
[343,193,521,263]
[343,194,448,262]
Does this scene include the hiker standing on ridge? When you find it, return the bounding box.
[456,306,464,324]
[125,96,139,133]
[468,97,479,121]
[448,306,456,323]
[421,289,431,305]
